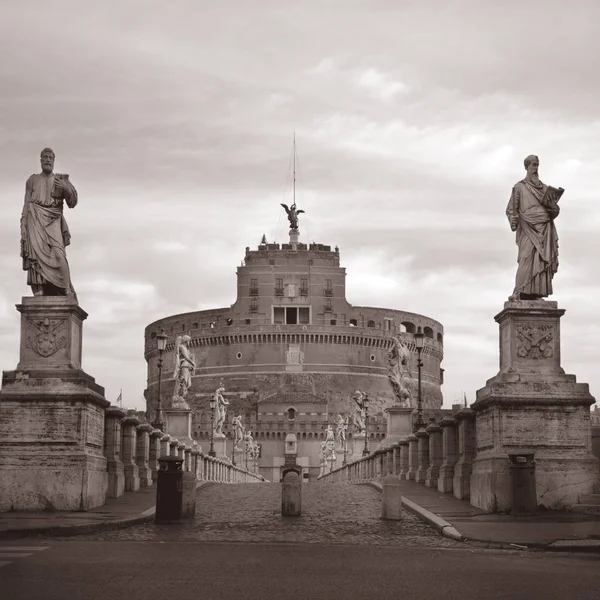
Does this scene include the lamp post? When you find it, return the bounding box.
[413,326,426,433]
[151,328,168,432]
[208,394,216,457]
[362,393,370,457]
[231,432,236,466]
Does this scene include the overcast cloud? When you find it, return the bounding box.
[1,0,599,409]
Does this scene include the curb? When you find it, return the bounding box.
[363,480,464,541]
[0,481,215,540]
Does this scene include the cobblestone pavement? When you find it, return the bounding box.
[52,483,463,547]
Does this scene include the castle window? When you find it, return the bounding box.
[300,278,308,296]
[250,279,259,295]
[275,278,284,296]
[384,318,393,331]
[250,298,258,313]
[401,321,416,334]
[367,320,375,328]
[350,319,357,327]
[437,332,443,343]
[424,326,434,339]
[287,408,296,420]
[273,306,310,325]
[330,319,336,325]
[324,279,333,296]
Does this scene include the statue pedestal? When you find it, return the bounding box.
[380,406,413,448]
[351,434,367,461]
[0,296,109,512]
[470,300,598,512]
[165,408,193,444]
[212,435,228,460]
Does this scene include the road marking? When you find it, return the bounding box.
[0,547,49,551]
[0,546,49,569]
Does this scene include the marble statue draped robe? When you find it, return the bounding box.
[21,173,78,293]
[506,176,559,299]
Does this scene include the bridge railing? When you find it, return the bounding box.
[316,408,476,502]
[104,406,265,502]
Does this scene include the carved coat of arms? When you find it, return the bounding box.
[26,317,67,357]
[516,324,554,359]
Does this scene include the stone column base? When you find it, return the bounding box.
[0,368,109,511]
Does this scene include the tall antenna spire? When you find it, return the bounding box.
[293,131,296,207]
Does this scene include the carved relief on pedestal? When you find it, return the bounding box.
[516,324,554,359]
[25,317,67,357]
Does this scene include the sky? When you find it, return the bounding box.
[1,0,599,411]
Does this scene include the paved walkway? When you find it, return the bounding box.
[387,479,600,549]
[2,478,600,551]
[45,482,463,547]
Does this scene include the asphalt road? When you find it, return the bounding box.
[1,541,599,600]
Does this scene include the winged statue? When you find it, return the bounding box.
[280,202,305,231]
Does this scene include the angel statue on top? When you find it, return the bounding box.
[172,335,196,408]
[388,336,413,408]
[213,383,229,437]
[232,415,245,451]
[335,414,348,449]
[280,202,305,231]
[352,390,367,435]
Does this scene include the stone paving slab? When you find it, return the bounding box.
[48,482,464,548]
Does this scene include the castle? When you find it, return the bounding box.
[144,220,445,480]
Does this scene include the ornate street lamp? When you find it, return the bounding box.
[209,393,216,457]
[151,328,168,432]
[413,326,426,433]
[362,393,370,457]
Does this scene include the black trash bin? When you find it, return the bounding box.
[155,455,185,524]
[508,452,537,515]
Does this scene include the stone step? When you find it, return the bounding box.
[579,494,600,504]
[570,504,600,516]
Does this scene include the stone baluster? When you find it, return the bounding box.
[149,429,163,482]
[392,444,400,475]
[438,416,457,493]
[191,446,200,479]
[169,438,179,457]
[415,428,430,484]
[184,445,192,472]
[398,440,409,480]
[177,441,186,463]
[121,414,141,492]
[104,406,126,498]
[136,423,153,487]
[160,433,171,462]
[406,433,419,481]
[453,408,475,500]
[425,423,443,488]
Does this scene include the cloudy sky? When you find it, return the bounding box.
[1,0,599,411]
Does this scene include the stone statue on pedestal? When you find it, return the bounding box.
[232,415,245,450]
[325,425,336,464]
[172,335,196,408]
[387,336,412,407]
[20,148,78,301]
[352,390,367,435]
[213,383,229,437]
[335,414,348,448]
[280,202,305,231]
[506,155,563,300]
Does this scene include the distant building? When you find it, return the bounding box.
[144,232,444,480]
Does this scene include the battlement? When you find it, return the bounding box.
[244,242,340,267]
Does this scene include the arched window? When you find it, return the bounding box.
[424,326,434,339]
[287,407,296,420]
[401,321,416,334]
[349,318,358,327]
[437,332,443,343]
[367,320,375,328]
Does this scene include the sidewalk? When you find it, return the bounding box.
[0,485,158,539]
[367,479,600,552]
